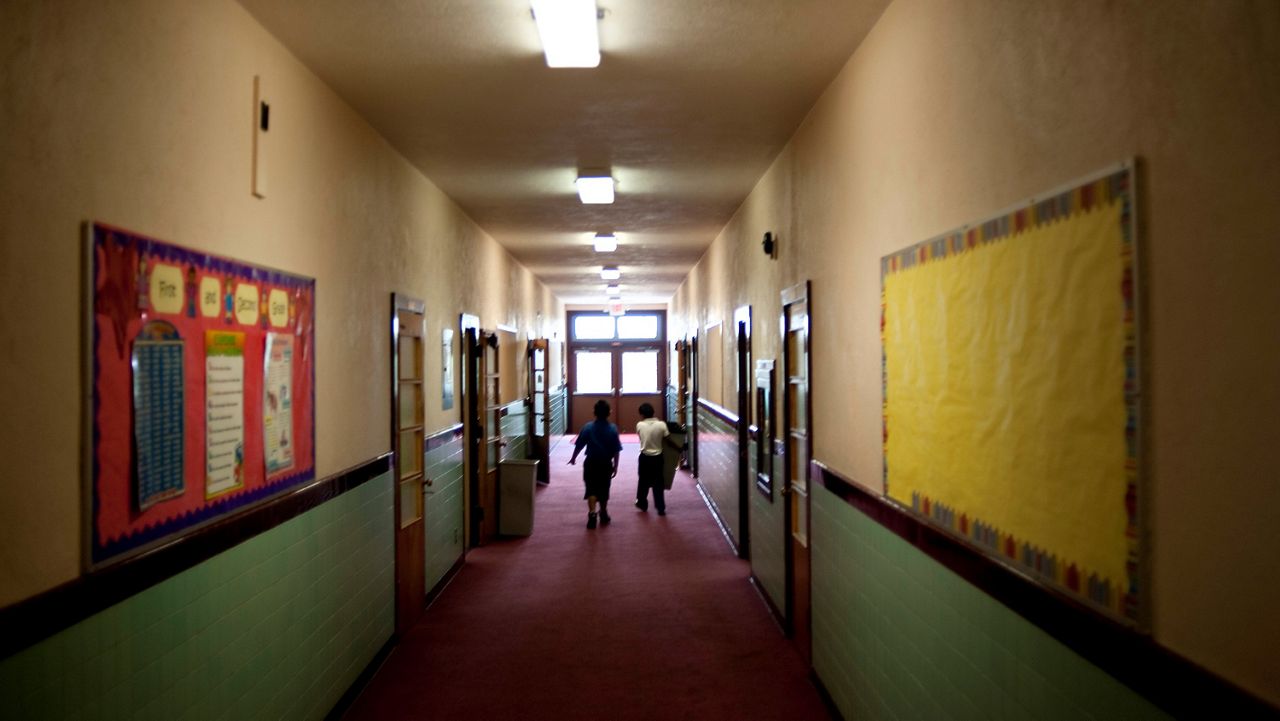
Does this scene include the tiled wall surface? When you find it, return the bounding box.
[424,434,465,592]
[686,397,696,469]
[0,472,394,721]
[695,405,739,544]
[811,486,1171,721]
[549,388,567,444]
[748,440,785,611]
[500,404,529,462]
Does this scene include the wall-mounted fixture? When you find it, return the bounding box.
[577,174,614,204]
[252,76,269,199]
[593,233,618,252]
[600,266,621,280]
[762,231,776,258]
[531,0,601,68]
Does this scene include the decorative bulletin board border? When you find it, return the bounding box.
[84,222,316,568]
[879,162,1141,623]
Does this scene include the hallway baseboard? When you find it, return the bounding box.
[694,478,739,556]
[425,554,465,610]
[749,574,786,633]
[808,670,846,721]
[325,636,396,721]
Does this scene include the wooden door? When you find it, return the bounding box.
[568,346,664,433]
[616,345,664,433]
[674,339,688,427]
[689,334,699,476]
[782,282,812,665]
[570,347,615,431]
[670,338,691,468]
[478,330,501,545]
[529,339,550,482]
[735,306,752,560]
[460,318,481,548]
[392,295,426,635]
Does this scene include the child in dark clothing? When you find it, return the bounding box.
[567,399,623,529]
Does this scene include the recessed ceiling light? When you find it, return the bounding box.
[576,175,614,204]
[531,0,601,68]
[605,284,620,295]
[600,266,621,280]
[593,234,617,252]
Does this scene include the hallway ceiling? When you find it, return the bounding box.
[238,0,889,305]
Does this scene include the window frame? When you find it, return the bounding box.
[568,310,665,343]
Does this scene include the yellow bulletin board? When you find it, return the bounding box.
[881,163,1140,623]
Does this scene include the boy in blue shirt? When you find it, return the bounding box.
[567,400,623,529]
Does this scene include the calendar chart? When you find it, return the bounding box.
[132,321,185,509]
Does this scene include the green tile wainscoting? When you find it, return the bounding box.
[500,401,530,463]
[809,460,1280,719]
[549,387,567,445]
[694,401,740,548]
[0,471,395,721]
[423,428,466,593]
[810,484,1170,721]
[748,437,786,620]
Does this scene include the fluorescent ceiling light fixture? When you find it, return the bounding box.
[605,284,621,295]
[531,0,600,68]
[593,233,618,252]
[600,266,621,280]
[576,175,614,204]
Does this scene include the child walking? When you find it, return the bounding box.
[634,402,670,515]
[567,400,622,529]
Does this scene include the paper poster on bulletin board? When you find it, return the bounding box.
[881,163,1140,623]
[87,222,315,567]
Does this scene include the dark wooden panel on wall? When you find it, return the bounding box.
[811,460,1279,720]
[0,453,393,658]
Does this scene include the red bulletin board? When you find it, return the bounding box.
[87,222,315,567]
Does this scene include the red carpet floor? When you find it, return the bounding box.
[343,435,832,720]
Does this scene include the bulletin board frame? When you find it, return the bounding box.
[880,161,1145,626]
[82,222,317,570]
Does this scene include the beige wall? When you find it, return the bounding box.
[673,0,1279,704]
[0,0,562,606]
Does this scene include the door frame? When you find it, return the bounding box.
[565,310,667,433]
[476,328,501,545]
[734,305,752,560]
[781,280,813,665]
[391,293,426,636]
[688,331,699,476]
[528,338,550,483]
[460,313,481,548]
[675,337,690,469]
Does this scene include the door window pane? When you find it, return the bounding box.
[575,352,613,393]
[398,333,421,379]
[399,480,421,528]
[621,351,659,393]
[399,429,422,479]
[398,381,421,427]
[617,314,659,339]
[573,315,615,340]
